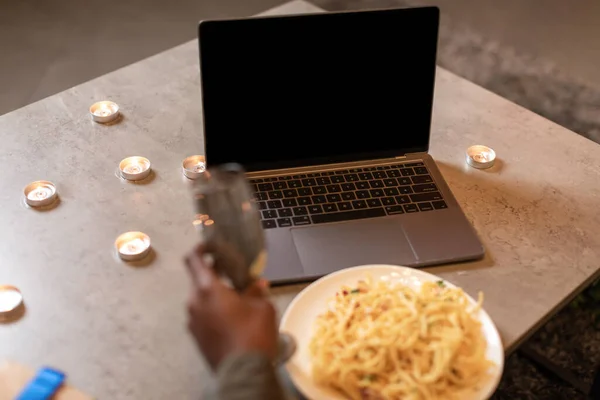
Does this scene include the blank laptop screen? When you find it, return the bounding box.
[199,7,439,171]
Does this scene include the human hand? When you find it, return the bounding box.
[185,242,278,370]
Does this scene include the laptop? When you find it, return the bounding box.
[198,6,484,284]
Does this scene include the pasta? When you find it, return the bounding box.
[309,278,492,400]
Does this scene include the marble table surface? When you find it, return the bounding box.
[1,1,599,398]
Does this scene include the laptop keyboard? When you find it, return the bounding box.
[250,162,447,229]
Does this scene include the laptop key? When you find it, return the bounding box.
[292,174,307,179]
[334,170,348,175]
[367,199,382,208]
[382,197,395,206]
[267,200,283,209]
[414,167,428,175]
[342,192,356,201]
[273,181,287,190]
[278,208,293,217]
[293,216,311,226]
[262,220,277,229]
[391,164,403,169]
[316,177,331,185]
[250,179,264,183]
[268,191,283,199]
[369,189,384,198]
[410,192,443,202]
[278,176,291,180]
[384,188,399,196]
[312,195,327,204]
[321,171,335,176]
[349,168,362,173]
[288,180,302,188]
[313,186,327,195]
[257,201,267,210]
[293,207,308,216]
[307,173,320,177]
[338,202,352,211]
[326,184,342,193]
[326,194,342,203]
[399,186,413,194]
[282,198,297,207]
[311,208,386,224]
[369,180,384,188]
[432,200,448,209]
[405,162,424,167]
[363,167,377,171]
[331,175,345,183]
[352,200,368,209]
[341,183,356,191]
[395,195,411,204]
[258,183,274,191]
[262,210,278,219]
[265,177,279,182]
[356,190,370,199]
[418,202,434,211]
[385,205,405,215]
[254,192,268,201]
[344,174,359,182]
[356,181,370,190]
[412,183,438,193]
[358,172,373,180]
[400,168,415,176]
[403,204,419,213]
[373,171,386,179]
[411,175,433,184]
[284,189,298,198]
[308,205,324,214]
[302,178,317,187]
[398,177,412,186]
[386,170,401,177]
[384,179,398,187]
[298,197,312,206]
[277,218,292,228]
[323,204,338,213]
[298,188,312,196]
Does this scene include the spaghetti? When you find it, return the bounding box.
[309,278,492,400]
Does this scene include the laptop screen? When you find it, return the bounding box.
[199,7,439,172]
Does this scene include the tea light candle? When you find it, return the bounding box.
[119,156,151,181]
[0,285,23,317]
[466,145,496,169]
[23,181,58,207]
[89,101,120,123]
[182,155,206,180]
[115,231,151,261]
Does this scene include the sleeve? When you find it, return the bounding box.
[205,352,289,400]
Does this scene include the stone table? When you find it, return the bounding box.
[1,1,599,399]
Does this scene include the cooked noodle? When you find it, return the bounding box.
[309,278,491,400]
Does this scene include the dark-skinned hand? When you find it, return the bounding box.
[185,242,278,370]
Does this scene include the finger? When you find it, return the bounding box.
[243,279,270,298]
[186,247,218,291]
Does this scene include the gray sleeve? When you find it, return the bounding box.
[205,352,288,400]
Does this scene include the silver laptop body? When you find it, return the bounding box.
[198,7,484,284]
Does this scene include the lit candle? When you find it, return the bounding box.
[90,101,120,123]
[119,156,151,181]
[115,231,151,261]
[466,145,496,169]
[182,155,206,180]
[23,180,58,207]
[0,285,23,316]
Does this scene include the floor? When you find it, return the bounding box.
[2,0,600,116]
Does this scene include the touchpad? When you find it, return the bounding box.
[291,218,418,276]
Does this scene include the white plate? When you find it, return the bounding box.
[280,265,504,400]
